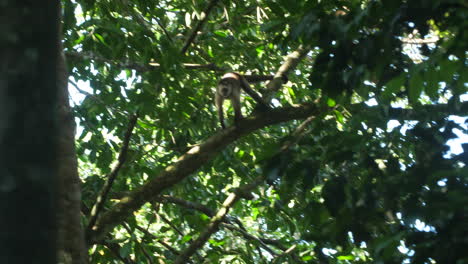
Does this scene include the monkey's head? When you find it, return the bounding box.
[217,78,238,98]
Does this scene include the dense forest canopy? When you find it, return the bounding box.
[62,0,467,263]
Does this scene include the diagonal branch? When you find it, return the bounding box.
[174,176,265,264]
[86,113,138,236]
[265,45,310,102]
[86,102,327,244]
[157,195,279,255]
[172,112,317,263]
[180,0,221,54]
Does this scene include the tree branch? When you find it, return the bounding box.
[174,176,265,264]
[180,0,221,54]
[134,226,184,258]
[350,101,468,120]
[66,51,224,72]
[401,36,439,44]
[265,45,310,102]
[221,223,278,256]
[87,102,326,244]
[157,195,214,217]
[86,113,138,237]
[156,113,320,263]
[157,195,280,256]
[243,74,279,83]
[102,241,135,264]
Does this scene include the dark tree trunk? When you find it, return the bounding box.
[0,1,60,263]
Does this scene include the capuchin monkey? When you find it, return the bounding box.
[215,72,270,129]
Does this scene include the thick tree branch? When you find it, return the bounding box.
[180,0,221,54]
[265,45,310,102]
[87,102,326,244]
[86,113,138,236]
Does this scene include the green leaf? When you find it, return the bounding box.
[334,110,345,124]
[214,30,227,37]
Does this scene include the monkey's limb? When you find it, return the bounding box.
[232,95,243,125]
[215,94,226,129]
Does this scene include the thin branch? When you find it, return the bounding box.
[157,195,214,217]
[135,226,180,256]
[401,36,439,44]
[174,176,265,264]
[102,241,135,264]
[350,101,468,120]
[66,51,224,72]
[138,244,154,264]
[86,113,139,236]
[272,245,298,264]
[221,223,278,256]
[280,115,317,152]
[159,212,185,238]
[119,0,155,35]
[134,225,197,264]
[120,222,156,264]
[180,0,221,54]
[68,79,122,115]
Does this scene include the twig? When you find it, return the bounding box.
[280,115,317,152]
[221,223,278,256]
[159,212,185,238]
[86,113,139,238]
[180,0,221,54]
[66,51,224,72]
[272,245,298,264]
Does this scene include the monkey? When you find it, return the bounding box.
[215,72,270,129]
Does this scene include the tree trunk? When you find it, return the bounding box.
[56,3,89,264]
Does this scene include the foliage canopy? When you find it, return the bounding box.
[63,0,467,263]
